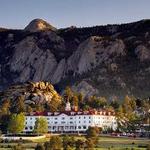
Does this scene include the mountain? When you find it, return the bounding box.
[0,19,150,98]
[24,18,57,32]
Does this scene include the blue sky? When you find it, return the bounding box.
[0,0,150,29]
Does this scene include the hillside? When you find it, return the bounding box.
[0,19,150,98]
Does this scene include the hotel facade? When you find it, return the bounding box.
[24,102,117,133]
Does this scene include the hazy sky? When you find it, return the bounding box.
[0,0,150,29]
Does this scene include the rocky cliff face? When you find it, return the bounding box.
[0,19,150,98]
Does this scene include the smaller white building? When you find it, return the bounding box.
[24,102,117,133]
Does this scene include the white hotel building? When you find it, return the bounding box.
[24,102,117,133]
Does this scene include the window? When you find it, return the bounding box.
[78,126,81,129]
[30,118,32,120]
[62,117,65,120]
[70,117,73,119]
[54,122,57,124]
[30,126,33,130]
[54,118,58,120]
[83,126,86,129]
[71,112,75,115]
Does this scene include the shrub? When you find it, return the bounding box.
[147,144,150,150]
[35,143,45,150]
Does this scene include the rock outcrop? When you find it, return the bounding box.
[72,80,99,98]
[135,45,150,62]
[66,36,126,75]
[0,81,61,104]
[10,36,58,82]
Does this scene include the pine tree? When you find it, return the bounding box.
[0,99,10,115]
[26,105,33,113]
[11,96,25,113]
[72,95,79,111]
[46,94,61,112]
[64,86,73,102]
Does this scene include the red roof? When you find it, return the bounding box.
[26,110,115,116]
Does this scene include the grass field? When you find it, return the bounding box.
[97,136,149,150]
[0,135,149,150]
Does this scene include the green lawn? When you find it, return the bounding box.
[0,135,149,150]
[96,148,146,150]
[98,136,150,144]
[97,136,149,150]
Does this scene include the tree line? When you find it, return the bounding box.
[0,86,149,133]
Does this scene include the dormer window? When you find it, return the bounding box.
[71,112,75,115]
[78,112,82,115]
[83,111,88,115]
[54,112,59,115]
[48,112,52,116]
